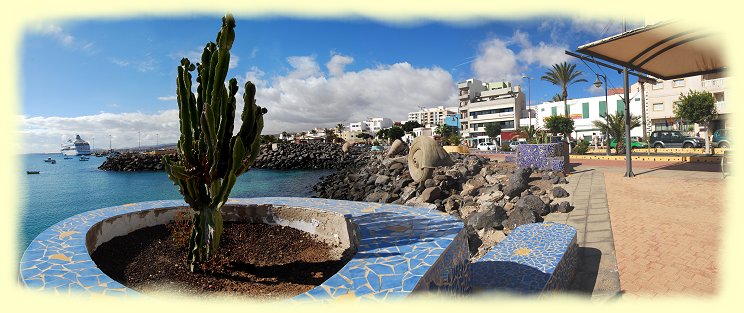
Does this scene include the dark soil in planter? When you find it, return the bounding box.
[91,222,349,299]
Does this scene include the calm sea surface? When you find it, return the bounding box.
[17,153,334,255]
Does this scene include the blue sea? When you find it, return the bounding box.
[17,153,334,255]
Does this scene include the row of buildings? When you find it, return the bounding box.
[278,73,728,146]
[453,74,729,147]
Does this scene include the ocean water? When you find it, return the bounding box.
[17,153,334,255]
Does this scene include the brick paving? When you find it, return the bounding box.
[602,170,723,298]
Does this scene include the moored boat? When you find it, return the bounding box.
[26,171,40,174]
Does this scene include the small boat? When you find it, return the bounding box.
[44,157,55,162]
[79,156,90,161]
[63,156,73,160]
[26,171,40,174]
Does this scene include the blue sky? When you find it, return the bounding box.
[20,14,641,153]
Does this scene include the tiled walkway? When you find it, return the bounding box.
[542,169,621,300]
[602,171,722,297]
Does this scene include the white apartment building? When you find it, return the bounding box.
[366,117,393,132]
[644,74,729,136]
[458,79,525,147]
[524,91,645,141]
[348,117,393,132]
[408,106,458,127]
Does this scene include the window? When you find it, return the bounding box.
[599,101,607,116]
[653,103,664,111]
[616,99,624,114]
[673,79,685,87]
[582,103,589,118]
[551,106,557,116]
[652,82,664,90]
[714,92,725,102]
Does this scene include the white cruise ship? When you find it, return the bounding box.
[61,135,92,156]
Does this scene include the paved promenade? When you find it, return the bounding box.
[542,169,621,300]
[568,159,723,298]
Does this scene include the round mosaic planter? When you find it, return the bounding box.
[20,197,470,301]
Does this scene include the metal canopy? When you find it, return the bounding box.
[576,20,725,80]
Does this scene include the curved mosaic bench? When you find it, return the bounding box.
[471,223,578,294]
[515,143,569,173]
[19,197,470,300]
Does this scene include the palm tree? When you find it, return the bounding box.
[541,62,587,116]
[336,123,345,133]
[551,93,565,102]
[592,111,641,155]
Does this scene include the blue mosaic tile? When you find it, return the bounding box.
[515,143,569,173]
[21,197,472,301]
[470,222,578,294]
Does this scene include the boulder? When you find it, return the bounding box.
[465,205,507,230]
[501,205,536,233]
[375,175,390,185]
[419,186,441,203]
[552,186,569,198]
[557,201,573,213]
[516,194,550,216]
[503,167,532,198]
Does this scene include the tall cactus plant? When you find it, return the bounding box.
[162,14,267,271]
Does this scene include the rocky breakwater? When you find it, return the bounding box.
[98,153,174,171]
[253,142,370,170]
[313,152,573,259]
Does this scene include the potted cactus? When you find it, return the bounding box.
[162,13,267,271]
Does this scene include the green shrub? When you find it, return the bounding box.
[573,140,590,155]
[500,143,512,152]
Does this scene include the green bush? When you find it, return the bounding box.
[573,140,590,155]
[500,143,512,152]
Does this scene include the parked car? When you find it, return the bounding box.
[712,129,731,148]
[477,142,497,151]
[649,130,704,148]
[509,140,527,150]
[609,138,648,149]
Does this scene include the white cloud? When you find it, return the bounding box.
[241,66,267,87]
[19,111,180,153]
[157,96,177,101]
[586,83,605,95]
[471,38,521,82]
[471,31,569,82]
[28,23,97,54]
[20,55,456,153]
[326,54,354,77]
[513,30,570,67]
[247,56,455,134]
[286,56,322,79]
[111,58,129,67]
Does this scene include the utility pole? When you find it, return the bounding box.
[522,75,533,128]
[156,133,159,148]
[622,17,635,177]
[138,131,141,150]
[109,134,112,151]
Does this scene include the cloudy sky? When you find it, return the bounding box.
[19,15,641,153]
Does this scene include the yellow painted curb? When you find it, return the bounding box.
[571,155,721,163]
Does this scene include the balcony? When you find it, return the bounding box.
[702,78,725,91]
[459,93,469,100]
[457,81,470,89]
[716,101,726,113]
[469,112,514,120]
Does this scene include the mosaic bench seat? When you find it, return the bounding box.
[516,143,569,174]
[470,222,578,294]
[20,197,470,301]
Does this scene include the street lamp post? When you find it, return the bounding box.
[594,74,611,156]
[522,75,533,128]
